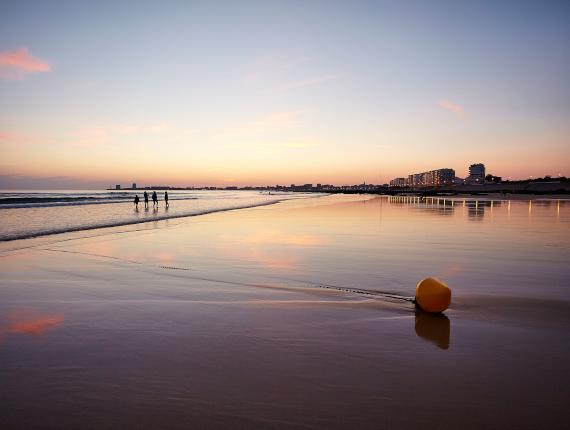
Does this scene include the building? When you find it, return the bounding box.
[405,168,455,187]
[132,183,137,189]
[453,176,464,185]
[466,163,486,184]
[423,171,434,185]
[432,168,455,186]
[389,177,407,187]
[408,173,424,186]
[115,184,121,190]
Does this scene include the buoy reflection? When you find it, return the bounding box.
[414,310,451,350]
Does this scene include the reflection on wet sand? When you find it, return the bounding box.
[1,310,64,340]
[414,310,450,350]
[230,230,327,247]
[212,230,329,271]
[387,195,567,222]
[437,263,461,278]
[1,194,568,429]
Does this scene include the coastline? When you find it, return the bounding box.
[0,197,293,243]
[1,195,568,429]
[1,190,566,245]
[0,191,323,244]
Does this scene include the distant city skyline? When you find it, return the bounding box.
[1,1,569,189]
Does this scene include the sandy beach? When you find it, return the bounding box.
[1,195,569,429]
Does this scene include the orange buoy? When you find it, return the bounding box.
[415,277,451,313]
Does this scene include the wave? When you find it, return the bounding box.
[0,196,104,204]
[0,195,199,209]
[0,198,287,242]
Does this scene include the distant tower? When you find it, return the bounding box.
[132,183,137,189]
[468,163,486,184]
[115,184,121,190]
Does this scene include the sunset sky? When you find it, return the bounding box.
[1,0,569,188]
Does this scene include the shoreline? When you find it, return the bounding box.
[0,193,326,245]
[1,194,568,429]
[0,197,292,243]
[1,191,567,246]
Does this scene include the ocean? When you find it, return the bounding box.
[0,189,316,242]
[0,193,569,429]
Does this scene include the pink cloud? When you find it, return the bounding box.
[438,100,464,116]
[0,47,51,79]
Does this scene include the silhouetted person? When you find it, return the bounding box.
[134,194,140,209]
[164,191,169,207]
[144,191,149,208]
[152,191,158,207]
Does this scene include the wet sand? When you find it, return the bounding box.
[1,195,569,429]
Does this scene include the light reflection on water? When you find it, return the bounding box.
[1,194,569,428]
[185,195,569,299]
[387,195,568,222]
[0,190,315,241]
[38,194,568,302]
[2,194,569,344]
[0,310,64,342]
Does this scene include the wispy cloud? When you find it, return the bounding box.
[0,131,16,142]
[71,122,172,146]
[141,121,171,133]
[239,53,308,83]
[438,99,464,117]
[1,122,174,148]
[0,131,47,145]
[279,142,316,149]
[70,126,133,146]
[238,54,340,95]
[225,110,306,136]
[224,137,322,151]
[0,47,51,79]
[271,74,341,93]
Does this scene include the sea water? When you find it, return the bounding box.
[0,193,569,429]
[0,189,315,241]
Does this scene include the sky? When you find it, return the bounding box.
[1,0,569,188]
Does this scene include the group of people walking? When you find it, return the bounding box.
[133,191,169,209]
